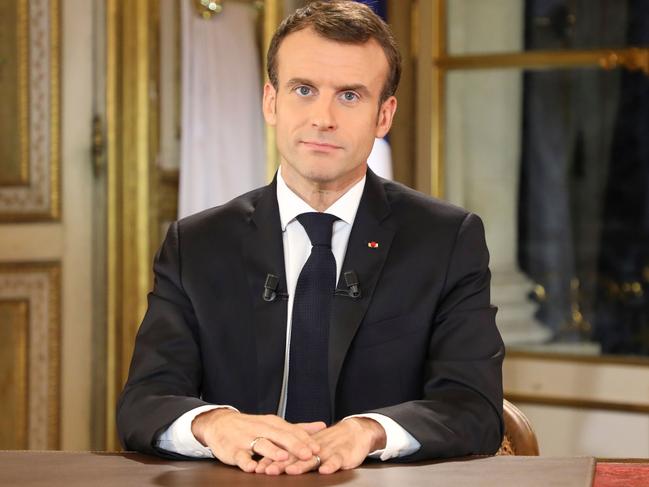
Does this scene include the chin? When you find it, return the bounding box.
[301,167,345,185]
[283,155,363,187]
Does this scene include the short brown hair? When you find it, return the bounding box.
[267,1,401,103]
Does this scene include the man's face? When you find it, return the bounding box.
[263,27,397,190]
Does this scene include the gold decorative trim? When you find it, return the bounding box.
[0,262,61,449]
[47,262,60,450]
[49,0,61,220]
[505,393,649,415]
[150,1,162,244]
[385,0,416,187]
[600,47,649,76]
[0,0,60,222]
[18,0,30,185]
[175,0,181,158]
[106,0,118,450]
[0,299,29,449]
[0,0,30,187]
[105,0,158,451]
[435,48,649,73]
[413,0,433,195]
[430,0,446,198]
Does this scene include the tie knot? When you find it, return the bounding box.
[296,212,338,247]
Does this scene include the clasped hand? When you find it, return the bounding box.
[191,409,386,475]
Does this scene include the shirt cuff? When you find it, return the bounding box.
[155,404,239,458]
[343,413,421,461]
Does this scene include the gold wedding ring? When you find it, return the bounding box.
[249,436,264,453]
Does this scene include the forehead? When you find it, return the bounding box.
[275,27,389,90]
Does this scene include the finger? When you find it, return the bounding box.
[242,415,319,459]
[264,462,282,476]
[285,456,321,476]
[319,453,343,475]
[280,423,322,455]
[254,456,274,474]
[296,421,327,435]
[265,459,294,476]
[250,437,289,462]
[233,449,257,473]
[263,415,323,452]
[257,425,316,460]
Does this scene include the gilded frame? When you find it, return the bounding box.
[0,0,30,187]
[0,261,61,449]
[104,0,284,451]
[0,299,29,449]
[0,0,60,222]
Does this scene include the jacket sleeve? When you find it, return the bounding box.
[116,222,211,457]
[370,212,505,461]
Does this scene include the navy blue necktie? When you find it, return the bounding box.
[285,212,338,425]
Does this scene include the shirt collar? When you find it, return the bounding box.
[276,167,366,231]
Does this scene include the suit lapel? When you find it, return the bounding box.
[328,170,395,416]
[240,178,289,414]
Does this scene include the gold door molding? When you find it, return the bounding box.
[0,0,29,186]
[0,299,29,449]
[0,0,60,222]
[104,0,284,450]
[105,0,158,450]
[0,262,60,449]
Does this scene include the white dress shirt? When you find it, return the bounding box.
[157,168,421,460]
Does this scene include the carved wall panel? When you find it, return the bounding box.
[0,262,60,449]
[0,299,29,449]
[0,0,60,221]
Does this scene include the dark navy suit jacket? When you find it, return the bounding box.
[117,169,505,461]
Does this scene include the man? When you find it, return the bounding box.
[117,0,504,476]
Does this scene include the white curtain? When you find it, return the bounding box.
[367,137,393,180]
[179,1,266,219]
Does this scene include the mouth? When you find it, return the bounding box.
[300,140,342,151]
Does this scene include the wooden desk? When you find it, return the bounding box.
[0,452,597,486]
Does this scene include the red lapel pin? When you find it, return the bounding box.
[368,241,379,249]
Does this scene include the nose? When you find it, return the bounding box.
[310,96,337,131]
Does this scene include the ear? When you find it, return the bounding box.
[263,82,278,126]
[375,96,397,138]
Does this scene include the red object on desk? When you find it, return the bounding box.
[594,462,649,487]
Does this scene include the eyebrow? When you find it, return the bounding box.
[285,78,371,97]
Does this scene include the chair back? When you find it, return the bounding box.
[496,399,540,456]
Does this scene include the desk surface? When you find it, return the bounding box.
[0,451,597,487]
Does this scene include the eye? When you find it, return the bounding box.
[295,85,313,97]
[340,91,359,102]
